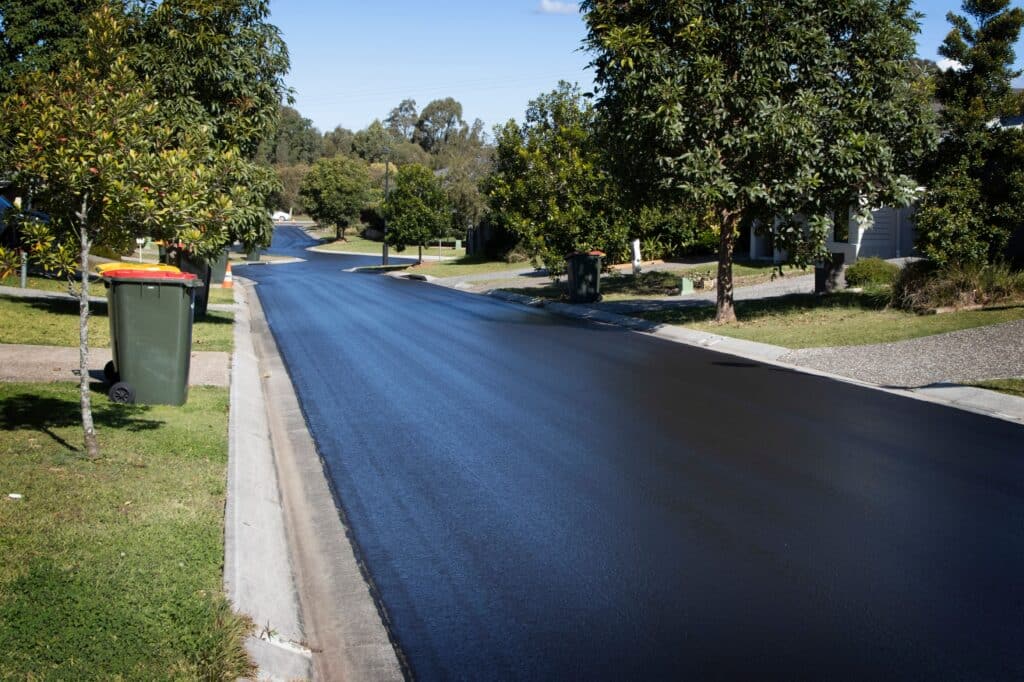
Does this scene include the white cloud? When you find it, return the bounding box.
[936,58,966,72]
[537,0,578,15]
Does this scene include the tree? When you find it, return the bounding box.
[127,0,289,252]
[258,105,322,165]
[442,145,492,239]
[482,82,627,274]
[385,164,450,262]
[323,126,355,158]
[915,0,1024,267]
[300,156,373,240]
[414,97,466,154]
[0,0,102,96]
[271,163,311,215]
[129,0,290,158]
[385,98,418,141]
[353,120,395,163]
[0,7,233,458]
[583,0,935,321]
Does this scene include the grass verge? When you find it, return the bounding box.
[968,378,1024,399]
[0,383,252,680]
[1,274,104,297]
[635,291,1024,348]
[0,296,234,352]
[410,256,539,279]
[318,235,465,258]
[501,263,804,301]
[2,276,234,305]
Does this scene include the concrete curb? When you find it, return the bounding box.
[226,279,313,680]
[483,289,1024,425]
[230,276,405,681]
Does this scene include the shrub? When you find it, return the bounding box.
[892,260,1024,311]
[845,257,900,287]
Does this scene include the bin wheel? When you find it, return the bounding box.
[103,360,119,384]
[108,381,136,405]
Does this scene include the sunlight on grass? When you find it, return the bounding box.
[0,296,234,352]
[0,383,252,679]
[638,292,1024,348]
[968,378,1024,399]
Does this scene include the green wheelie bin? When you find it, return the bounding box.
[566,250,604,303]
[102,269,201,406]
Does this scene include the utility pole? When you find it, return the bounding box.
[382,148,390,266]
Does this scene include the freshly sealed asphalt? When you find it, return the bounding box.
[240,227,1024,680]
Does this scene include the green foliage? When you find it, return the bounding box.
[258,105,323,165]
[845,257,901,288]
[353,120,396,163]
[633,204,717,260]
[482,82,628,275]
[0,8,235,264]
[915,159,1006,266]
[300,156,373,239]
[384,164,451,253]
[0,0,102,96]
[323,125,356,158]
[385,98,418,141]
[915,0,1024,267]
[128,0,290,159]
[414,97,466,153]
[583,0,937,318]
[271,162,311,214]
[891,259,1024,311]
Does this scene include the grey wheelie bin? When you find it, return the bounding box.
[102,268,201,406]
[566,250,604,303]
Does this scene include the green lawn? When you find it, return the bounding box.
[1,274,104,297]
[0,296,234,352]
[499,263,804,301]
[0,383,251,680]
[969,378,1024,399]
[3,275,234,305]
[409,256,539,279]
[318,234,466,259]
[637,291,1024,348]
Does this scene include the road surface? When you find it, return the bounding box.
[240,227,1024,680]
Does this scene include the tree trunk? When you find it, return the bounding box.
[78,201,100,459]
[715,211,739,324]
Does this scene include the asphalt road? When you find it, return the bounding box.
[241,227,1024,680]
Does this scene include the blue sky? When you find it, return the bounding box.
[268,1,1024,136]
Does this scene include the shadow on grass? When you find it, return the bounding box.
[1,391,161,451]
[639,290,892,326]
[24,297,108,317]
[195,311,233,326]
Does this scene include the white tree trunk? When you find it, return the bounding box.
[78,197,99,458]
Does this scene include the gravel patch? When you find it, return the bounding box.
[781,319,1024,387]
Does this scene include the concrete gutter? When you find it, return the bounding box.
[485,290,1024,426]
[227,277,404,681]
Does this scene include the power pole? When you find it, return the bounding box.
[382,149,390,265]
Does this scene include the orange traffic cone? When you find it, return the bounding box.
[223,262,233,289]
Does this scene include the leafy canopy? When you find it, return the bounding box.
[384,164,451,252]
[299,156,373,238]
[916,0,1024,267]
[483,82,626,275]
[583,0,936,320]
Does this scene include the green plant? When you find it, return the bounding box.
[892,260,1024,311]
[845,257,900,287]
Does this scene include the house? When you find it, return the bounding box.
[749,204,919,263]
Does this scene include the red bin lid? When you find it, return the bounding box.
[102,269,197,281]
